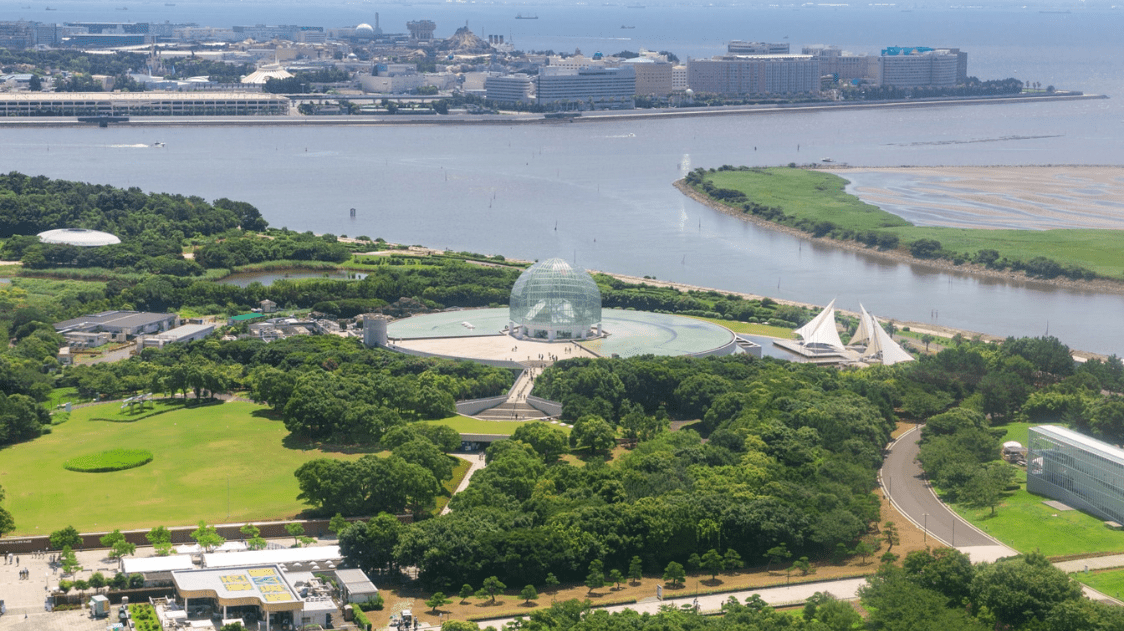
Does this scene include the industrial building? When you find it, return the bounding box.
[536,65,636,109]
[140,323,217,349]
[688,55,820,97]
[1028,425,1124,526]
[0,92,290,117]
[55,311,178,340]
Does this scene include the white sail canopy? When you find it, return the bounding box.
[849,303,875,347]
[793,298,845,352]
[861,308,915,365]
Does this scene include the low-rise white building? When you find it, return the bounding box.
[140,323,216,349]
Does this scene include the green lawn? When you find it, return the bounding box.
[701,168,1124,279]
[419,416,571,436]
[997,422,1035,447]
[684,316,797,340]
[708,168,910,233]
[45,387,87,410]
[1076,568,1124,600]
[0,400,366,535]
[949,472,1124,558]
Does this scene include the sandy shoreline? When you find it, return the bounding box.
[673,175,1124,298]
[825,166,1124,231]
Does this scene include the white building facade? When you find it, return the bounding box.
[536,66,636,109]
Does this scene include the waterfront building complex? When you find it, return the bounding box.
[803,45,879,84]
[727,41,790,55]
[1028,425,1124,526]
[484,74,535,105]
[687,54,820,97]
[877,46,966,88]
[622,57,674,96]
[0,92,290,116]
[536,66,636,109]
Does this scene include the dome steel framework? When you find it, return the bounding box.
[509,258,602,341]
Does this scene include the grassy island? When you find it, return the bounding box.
[683,166,1124,282]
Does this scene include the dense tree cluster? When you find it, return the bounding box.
[55,335,511,443]
[195,232,351,268]
[334,353,890,590]
[843,77,1025,101]
[0,49,147,77]
[458,548,1115,630]
[0,173,270,275]
[160,58,255,84]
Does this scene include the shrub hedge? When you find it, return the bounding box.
[64,449,153,473]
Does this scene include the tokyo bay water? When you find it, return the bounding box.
[0,5,1122,353]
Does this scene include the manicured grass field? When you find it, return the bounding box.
[950,473,1124,558]
[684,316,797,340]
[419,416,571,436]
[703,168,1124,279]
[1076,568,1124,600]
[0,400,366,535]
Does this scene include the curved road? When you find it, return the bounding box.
[881,426,1007,551]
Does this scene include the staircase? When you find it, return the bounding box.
[472,365,548,421]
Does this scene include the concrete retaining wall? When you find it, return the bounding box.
[526,395,562,417]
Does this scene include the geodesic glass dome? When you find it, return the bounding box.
[509,258,602,340]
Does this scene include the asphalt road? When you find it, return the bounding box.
[880,426,994,548]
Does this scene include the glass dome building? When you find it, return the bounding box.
[509,258,602,341]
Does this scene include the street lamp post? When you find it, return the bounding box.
[923,513,928,543]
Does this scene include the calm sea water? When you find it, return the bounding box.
[2,5,1123,354]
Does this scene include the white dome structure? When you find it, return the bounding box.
[37,228,120,247]
[509,258,602,341]
[355,23,376,38]
[241,64,294,85]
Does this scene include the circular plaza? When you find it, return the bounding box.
[386,307,738,365]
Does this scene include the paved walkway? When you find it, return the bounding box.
[475,577,868,630]
[441,454,488,516]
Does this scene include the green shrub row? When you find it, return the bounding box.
[64,449,153,473]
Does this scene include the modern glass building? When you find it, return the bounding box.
[1027,425,1124,524]
[509,258,602,341]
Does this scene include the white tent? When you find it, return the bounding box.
[793,299,845,352]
